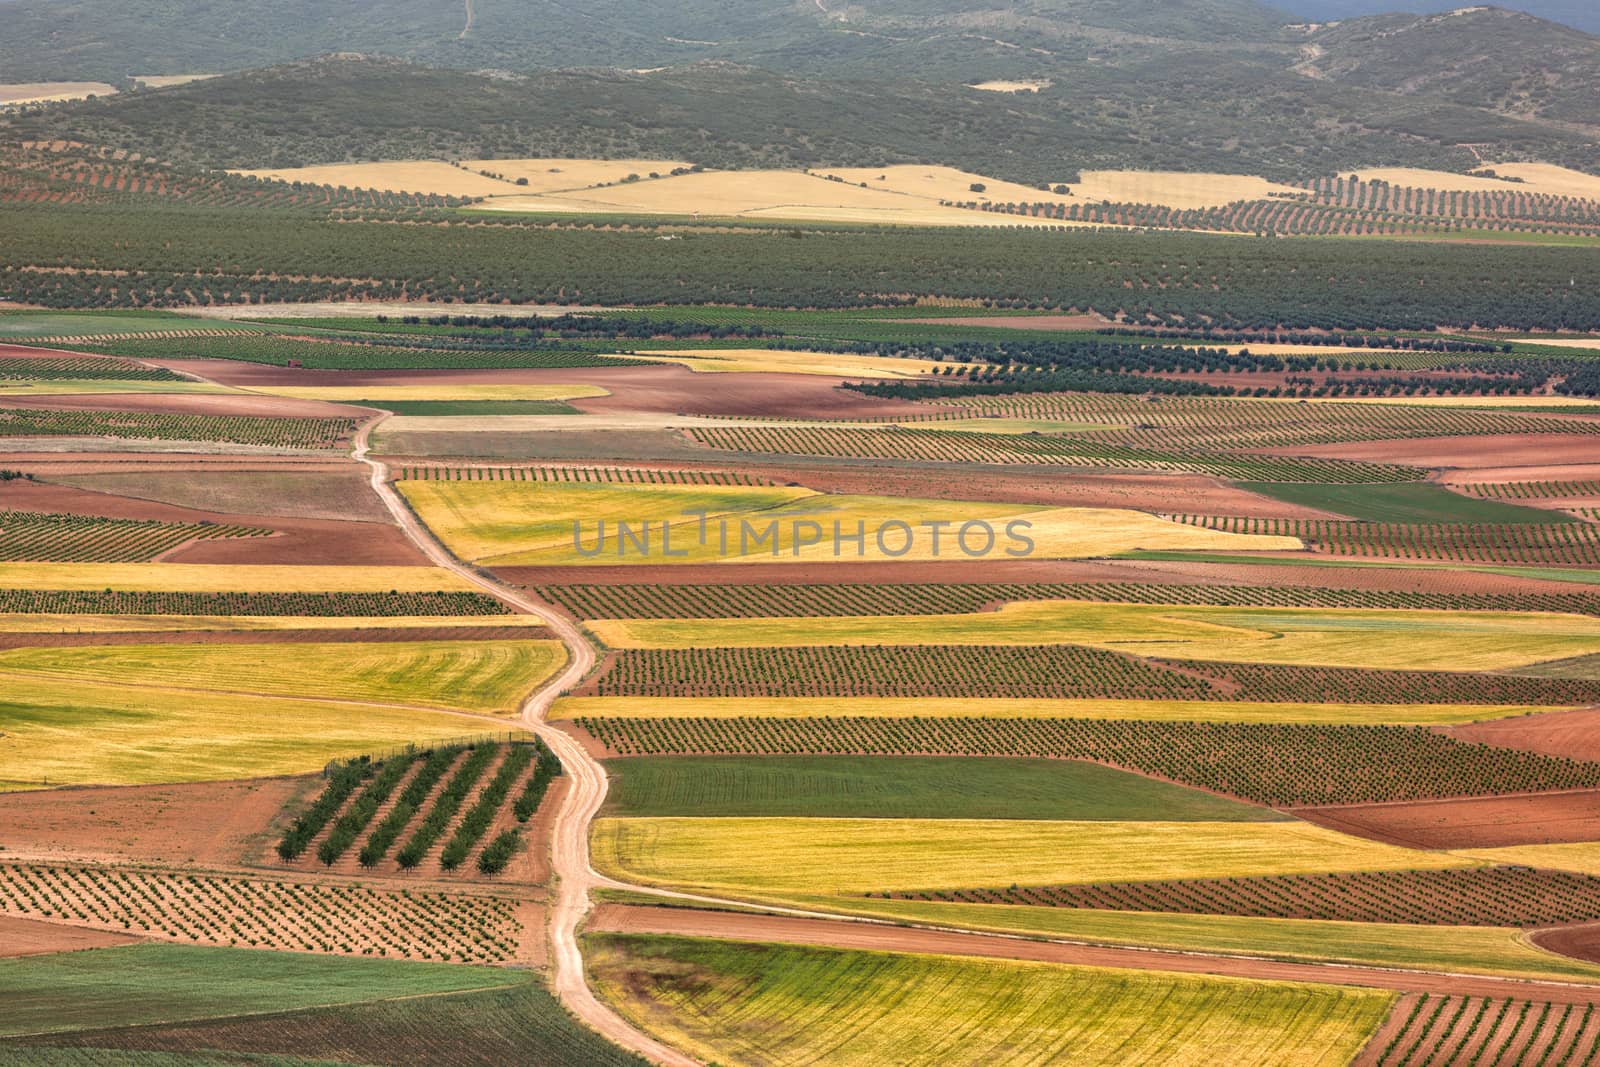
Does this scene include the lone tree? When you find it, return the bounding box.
[969,182,987,193]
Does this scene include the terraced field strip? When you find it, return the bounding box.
[395,465,777,486]
[0,511,271,562]
[893,867,1600,927]
[0,589,508,615]
[948,392,1600,449]
[684,424,1423,483]
[0,864,521,963]
[576,717,1600,806]
[1360,993,1600,1067]
[590,601,1600,672]
[0,405,357,448]
[1174,514,1600,565]
[537,580,1600,619]
[0,564,479,592]
[0,355,181,381]
[586,934,1390,1067]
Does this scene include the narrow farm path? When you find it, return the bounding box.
[350,414,699,1067]
[458,0,474,40]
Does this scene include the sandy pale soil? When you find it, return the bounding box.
[0,777,303,865]
[1295,790,1600,849]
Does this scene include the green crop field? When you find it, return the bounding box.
[0,944,515,1037]
[6,981,649,1066]
[601,756,1286,822]
[586,934,1391,1067]
[1239,481,1569,524]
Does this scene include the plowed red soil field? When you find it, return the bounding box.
[1446,708,1600,763]
[1264,433,1600,469]
[0,914,141,957]
[1295,790,1600,849]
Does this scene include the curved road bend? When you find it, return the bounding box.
[350,416,698,1067]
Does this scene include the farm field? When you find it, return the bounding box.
[0,564,476,592]
[586,934,1390,1067]
[398,481,1300,566]
[586,601,1600,671]
[589,816,1471,898]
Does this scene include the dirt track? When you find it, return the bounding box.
[589,904,1600,1002]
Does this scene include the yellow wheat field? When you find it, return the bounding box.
[0,82,117,105]
[1069,171,1303,210]
[459,157,692,193]
[627,348,955,378]
[967,79,1052,92]
[0,564,477,593]
[1352,164,1600,203]
[814,165,1076,207]
[591,817,1470,897]
[131,74,218,89]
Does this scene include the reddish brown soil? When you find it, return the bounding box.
[1294,790,1600,849]
[1532,923,1600,965]
[0,343,140,362]
[0,777,303,866]
[1266,434,1600,470]
[1129,557,1600,596]
[0,626,551,650]
[149,361,946,419]
[1441,464,1600,486]
[0,914,142,957]
[0,479,426,566]
[496,558,1234,588]
[1445,708,1600,763]
[586,904,1600,1001]
[0,392,360,420]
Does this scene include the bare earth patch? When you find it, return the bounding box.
[0,914,141,957]
[1445,707,1600,763]
[1294,790,1600,849]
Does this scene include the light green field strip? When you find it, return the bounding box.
[0,640,564,714]
[0,312,255,338]
[555,696,1556,725]
[400,481,1298,567]
[590,600,1600,672]
[0,675,494,786]
[587,934,1390,1067]
[814,899,1600,986]
[0,614,541,633]
[0,564,477,593]
[254,383,610,402]
[0,380,235,396]
[590,817,1471,897]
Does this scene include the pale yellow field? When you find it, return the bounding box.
[627,348,958,379]
[1353,164,1600,202]
[828,898,1600,985]
[231,161,519,197]
[967,79,1052,92]
[475,169,1091,227]
[399,482,1299,567]
[552,696,1551,725]
[906,417,1111,434]
[0,564,476,593]
[1069,170,1303,210]
[1453,841,1600,877]
[814,165,1075,207]
[0,674,487,787]
[591,601,1600,672]
[459,157,692,193]
[591,817,1470,897]
[0,82,116,105]
[0,614,544,634]
[131,74,218,89]
[1510,339,1600,353]
[0,380,234,396]
[252,383,609,402]
[0,639,565,714]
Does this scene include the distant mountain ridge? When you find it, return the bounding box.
[1274,2,1600,34]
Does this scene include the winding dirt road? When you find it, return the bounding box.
[351,415,698,1067]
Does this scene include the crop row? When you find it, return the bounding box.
[0,863,520,963]
[0,404,356,448]
[71,334,640,371]
[0,588,509,615]
[395,465,772,486]
[1466,480,1600,501]
[531,581,1600,620]
[575,716,1600,806]
[0,510,269,561]
[684,426,1421,484]
[1372,994,1598,1067]
[1174,515,1600,565]
[893,867,1600,927]
[947,391,1598,450]
[581,645,1215,700]
[0,354,180,380]
[281,740,563,877]
[584,645,1600,706]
